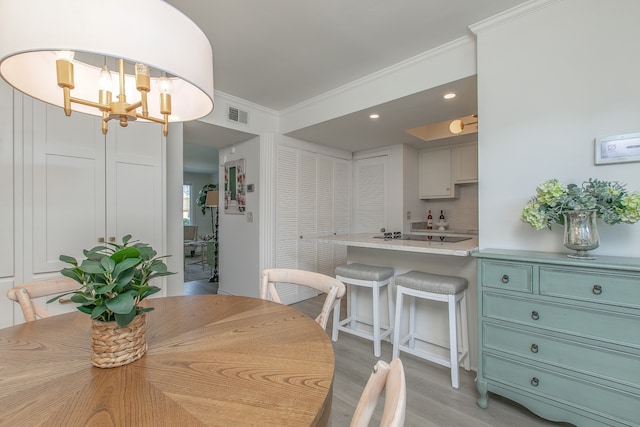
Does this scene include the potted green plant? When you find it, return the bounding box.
[196,183,217,215]
[52,235,174,368]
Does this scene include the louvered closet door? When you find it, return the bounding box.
[332,159,350,268]
[317,155,335,277]
[296,151,319,300]
[298,151,317,271]
[275,146,350,304]
[275,146,302,303]
[275,146,299,272]
[353,156,387,233]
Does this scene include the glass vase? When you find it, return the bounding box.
[562,209,599,260]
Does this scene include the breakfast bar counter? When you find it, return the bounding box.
[319,233,480,370]
[317,233,478,256]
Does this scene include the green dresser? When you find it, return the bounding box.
[474,249,640,427]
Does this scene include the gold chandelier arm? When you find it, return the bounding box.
[135,113,166,124]
[126,100,143,112]
[140,91,149,118]
[102,114,109,135]
[62,87,72,116]
[69,96,110,111]
[117,59,126,103]
[134,113,169,137]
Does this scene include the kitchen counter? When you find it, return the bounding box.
[317,233,478,256]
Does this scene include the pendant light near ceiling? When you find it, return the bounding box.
[449,114,478,135]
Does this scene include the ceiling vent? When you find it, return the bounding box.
[227,105,249,125]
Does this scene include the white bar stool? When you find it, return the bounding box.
[392,270,470,389]
[332,263,394,357]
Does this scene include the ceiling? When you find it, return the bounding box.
[168,0,529,157]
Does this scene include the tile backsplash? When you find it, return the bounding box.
[419,183,478,232]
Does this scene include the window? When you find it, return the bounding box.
[183,184,192,224]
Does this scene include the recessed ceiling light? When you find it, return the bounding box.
[369,114,380,119]
[443,93,456,100]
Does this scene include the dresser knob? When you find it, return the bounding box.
[501,274,509,283]
[592,284,602,295]
[531,311,539,321]
[530,377,539,387]
[530,343,539,353]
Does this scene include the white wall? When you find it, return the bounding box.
[217,136,262,297]
[475,0,640,257]
[166,123,185,295]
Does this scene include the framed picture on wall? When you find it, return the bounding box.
[224,158,246,214]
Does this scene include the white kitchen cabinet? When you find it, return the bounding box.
[453,143,478,184]
[419,142,478,199]
[419,147,455,199]
[275,145,350,304]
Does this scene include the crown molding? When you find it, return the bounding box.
[214,89,279,118]
[469,0,560,35]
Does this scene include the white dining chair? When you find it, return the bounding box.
[260,268,346,330]
[350,358,406,427]
[7,276,80,322]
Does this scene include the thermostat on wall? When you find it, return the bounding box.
[595,131,640,165]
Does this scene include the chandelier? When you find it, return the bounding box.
[0,0,214,137]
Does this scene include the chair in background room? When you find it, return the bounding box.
[350,358,406,427]
[260,268,346,330]
[7,277,80,322]
[183,224,199,258]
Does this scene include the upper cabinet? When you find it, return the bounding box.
[419,142,477,199]
[419,147,454,199]
[453,143,478,184]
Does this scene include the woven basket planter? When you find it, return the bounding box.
[91,313,147,368]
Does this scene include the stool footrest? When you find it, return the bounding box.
[397,344,469,368]
[336,324,394,341]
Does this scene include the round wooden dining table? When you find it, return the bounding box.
[0,295,335,426]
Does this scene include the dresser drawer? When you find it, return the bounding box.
[483,322,640,387]
[481,261,532,292]
[483,292,640,347]
[540,267,640,309]
[483,354,640,426]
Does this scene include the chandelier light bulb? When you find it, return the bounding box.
[158,76,174,94]
[55,50,75,62]
[98,65,113,92]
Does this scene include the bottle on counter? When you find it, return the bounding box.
[439,210,445,222]
[427,210,433,229]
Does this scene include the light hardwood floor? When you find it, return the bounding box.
[291,295,573,427]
